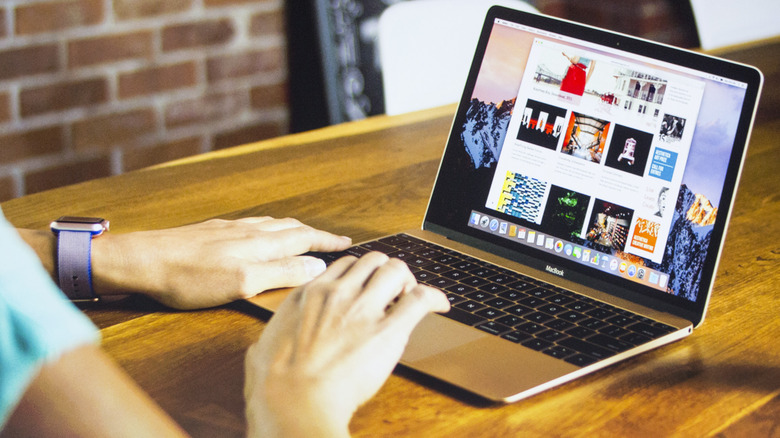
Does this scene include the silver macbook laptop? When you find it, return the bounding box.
[249,6,763,402]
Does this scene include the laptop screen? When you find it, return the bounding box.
[424,8,761,319]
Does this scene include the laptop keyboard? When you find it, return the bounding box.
[313,233,677,368]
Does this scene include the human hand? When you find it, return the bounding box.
[91,217,352,309]
[244,252,450,437]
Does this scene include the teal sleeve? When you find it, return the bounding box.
[0,209,100,428]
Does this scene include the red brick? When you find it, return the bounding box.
[162,19,235,52]
[249,9,285,37]
[164,91,247,128]
[68,31,153,68]
[118,62,198,99]
[0,9,6,39]
[20,78,108,117]
[16,0,103,35]
[250,83,288,110]
[0,126,65,164]
[534,0,567,18]
[0,44,59,81]
[113,0,193,20]
[206,49,285,83]
[0,174,16,202]
[213,121,285,150]
[123,137,202,171]
[24,155,112,195]
[72,108,157,151]
[0,92,10,123]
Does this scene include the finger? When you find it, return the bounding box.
[382,285,450,338]
[253,226,352,257]
[334,252,397,294]
[357,258,416,313]
[241,256,330,295]
[235,216,274,224]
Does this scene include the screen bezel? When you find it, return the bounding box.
[422,6,763,326]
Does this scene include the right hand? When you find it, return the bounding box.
[244,252,450,437]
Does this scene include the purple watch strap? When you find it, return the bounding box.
[56,230,97,301]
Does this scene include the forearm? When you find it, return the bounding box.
[16,228,147,298]
[1,345,188,438]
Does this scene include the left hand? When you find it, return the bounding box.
[91,217,352,309]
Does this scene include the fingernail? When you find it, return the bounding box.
[305,258,327,278]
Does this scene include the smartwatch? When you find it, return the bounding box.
[50,216,109,302]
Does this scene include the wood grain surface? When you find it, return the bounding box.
[3,39,778,438]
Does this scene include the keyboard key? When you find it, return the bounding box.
[425,263,452,274]
[461,276,490,287]
[537,303,566,315]
[502,331,532,344]
[558,338,616,359]
[538,329,567,342]
[488,273,516,284]
[566,326,596,339]
[628,322,676,338]
[498,290,525,301]
[565,353,599,367]
[559,311,588,323]
[346,246,371,257]
[587,334,633,352]
[441,307,486,326]
[446,284,475,295]
[476,321,512,336]
[360,240,396,253]
[542,345,576,359]
[620,332,651,346]
[475,307,507,320]
[548,294,575,305]
[445,293,466,306]
[506,304,533,317]
[518,296,545,307]
[470,267,498,278]
[465,291,493,302]
[567,300,596,313]
[496,315,524,327]
[599,325,631,338]
[545,319,576,331]
[606,315,636,327]
[587,308,615,319]
[581,318,610,330]
[414,270,438,282]
[484,297,514,309]
[455,300,485,313]
[435,254,460,264]
[516,322,546,335]
[522,338,553,351]
[528,287,555,299]
[525,311,554,324]
[478,283,507,294]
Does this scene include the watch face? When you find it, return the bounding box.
[51,216,109,234]
[55,216,105,224]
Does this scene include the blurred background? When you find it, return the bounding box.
[0,0,772,201]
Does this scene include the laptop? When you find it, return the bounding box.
[248,6,763,402]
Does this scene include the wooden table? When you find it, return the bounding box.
[3,39,779,437]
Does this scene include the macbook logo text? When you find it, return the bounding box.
[546,265,565,277]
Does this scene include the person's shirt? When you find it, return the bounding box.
[0,208,99,428]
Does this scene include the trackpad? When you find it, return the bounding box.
[402,314,487,362]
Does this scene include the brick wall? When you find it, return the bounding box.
[0,0,288,201]
[0,0,698,202]
[533,0,699,48]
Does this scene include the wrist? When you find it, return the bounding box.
[90,232,154,297]
[247,382,351,438]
